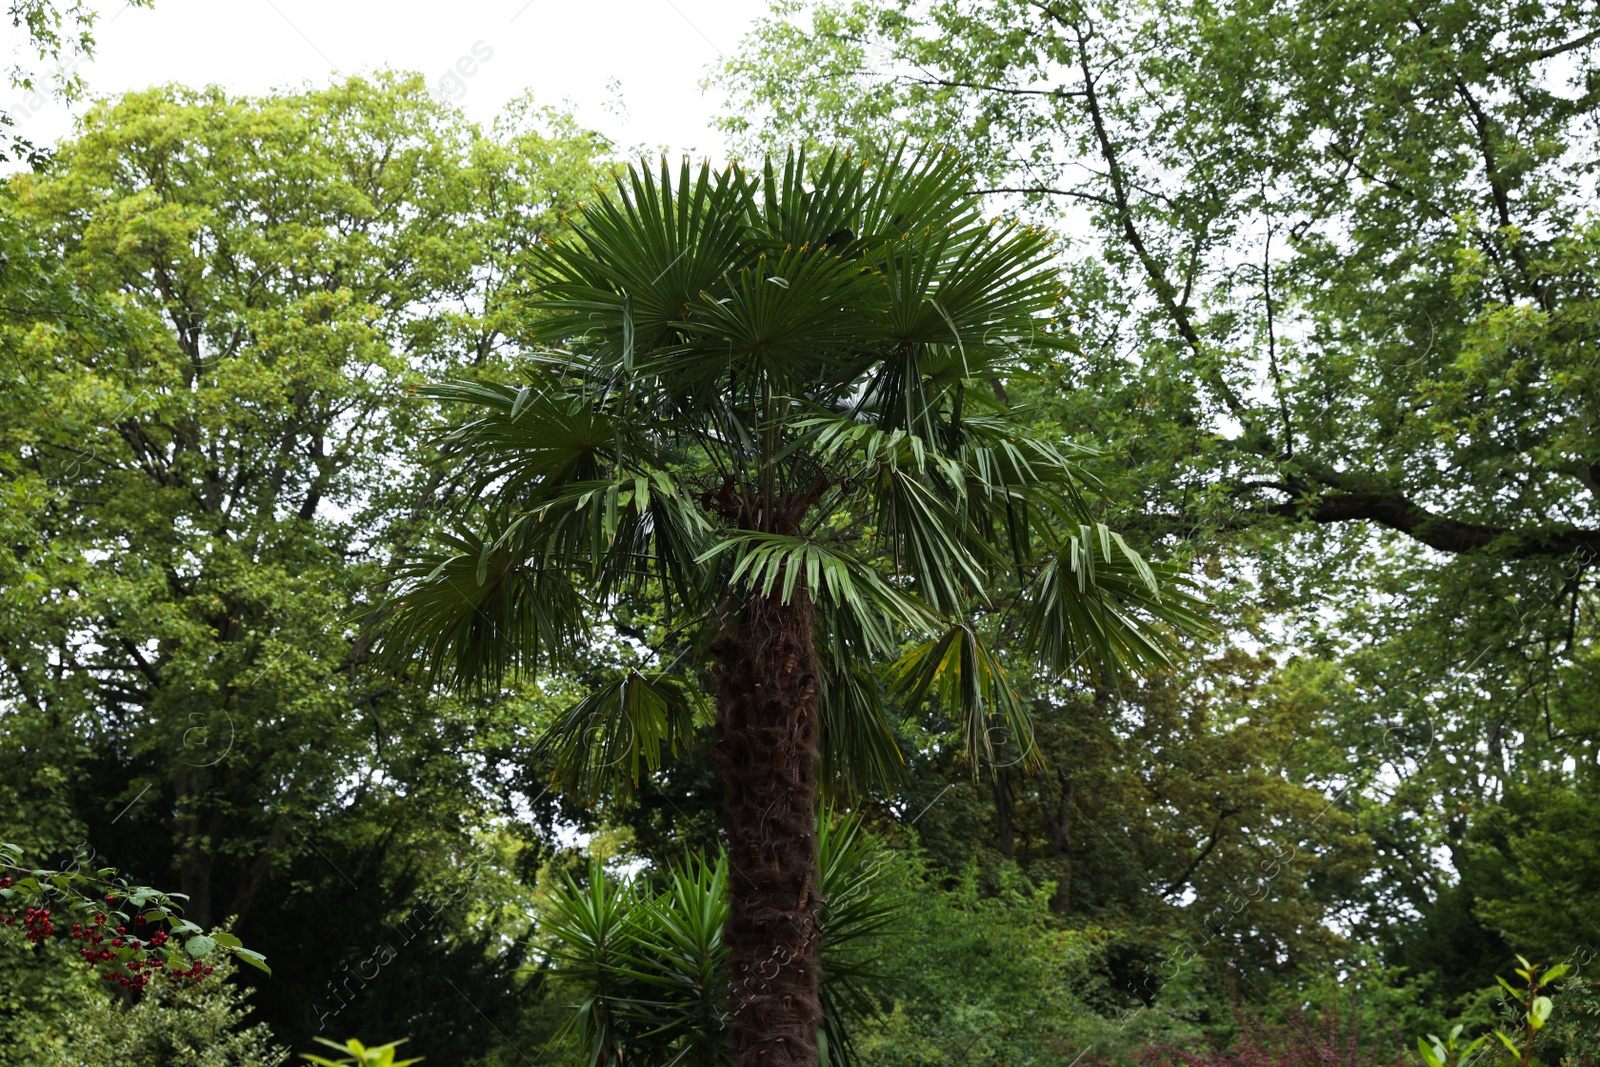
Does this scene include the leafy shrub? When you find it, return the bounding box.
[41,947,288,1067]
[1108,995,1404,1067]
[1544,973,1600,1067]
[538,815,897,1066]
[846,852,1109,1066]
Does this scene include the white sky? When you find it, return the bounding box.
[6,0,762,156]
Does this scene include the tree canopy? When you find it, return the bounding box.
[0,0,1596,1063]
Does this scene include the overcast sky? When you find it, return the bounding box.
[7,0,761,156]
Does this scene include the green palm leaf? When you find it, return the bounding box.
[528,156,753,361]
[676,242,881,392]
[1021,524,1209,675]
[887,619,1040,771]
[421,379,617,497]
[377,527,583,690]
[698,531,933,643]
[816,656,906,796]
[535,669,705,802]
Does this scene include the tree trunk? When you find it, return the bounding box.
[1049,773,1074,915]
[711,591,823,1067]
[992,767,1015,859]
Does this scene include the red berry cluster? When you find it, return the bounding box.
[61,912,211,989]
[17,907,53,942]
[1,894,216,993]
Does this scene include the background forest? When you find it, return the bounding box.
[0,0,1597,1064]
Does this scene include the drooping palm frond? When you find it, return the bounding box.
[1020,523,1210,676]
[796,414,987,597]
[887,619,1041,772]
[956,416,1097,514]
[797,410,1089,612]
[815,654,906,797]
[534,669,706,803]
[420,379,619,498]
[377,527,584,691]
[697,531,933,648]
[502,470,714,609]
[373,450,711,687]
[420,378,717,604]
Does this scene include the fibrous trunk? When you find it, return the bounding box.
[711,591,822,1067]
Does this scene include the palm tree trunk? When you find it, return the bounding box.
[711,591,823,1067]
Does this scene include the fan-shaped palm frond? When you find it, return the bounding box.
[534,669,706,803]
[420,379,619,497]
[528,157,754,364]
[887,619,1039,772]
[378,527,583,691]
[1021,523,1209,676]
[675,242,881,394]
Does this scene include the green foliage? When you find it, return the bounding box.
[1410,958,1585,1067]
[1491,958,1564,1066]
[302,1038,422,1067]
[0,940,100,1067]
[542,856,731,1066]
[537,816,898,1066]
[0,3,1595,1062]
[0,940,285,1067]
[844,849,1104,1065]
[884,636,1363,998]
[717,0,1600,579]
[718,0,1600,1016]
[382,145,1205,794]
[0,73,608,1061]
[41,950,289,1067]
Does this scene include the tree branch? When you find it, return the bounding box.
[975,185,1115,206]
[1263,489,1600,559]
[1488,27,1600,72]
[909,74,1085,100]
[1161,807,1239,897]
[1058,10,1262,439]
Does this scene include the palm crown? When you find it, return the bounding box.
[380,146,1203,1067]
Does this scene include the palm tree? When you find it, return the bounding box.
[379,147,1203,1067]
